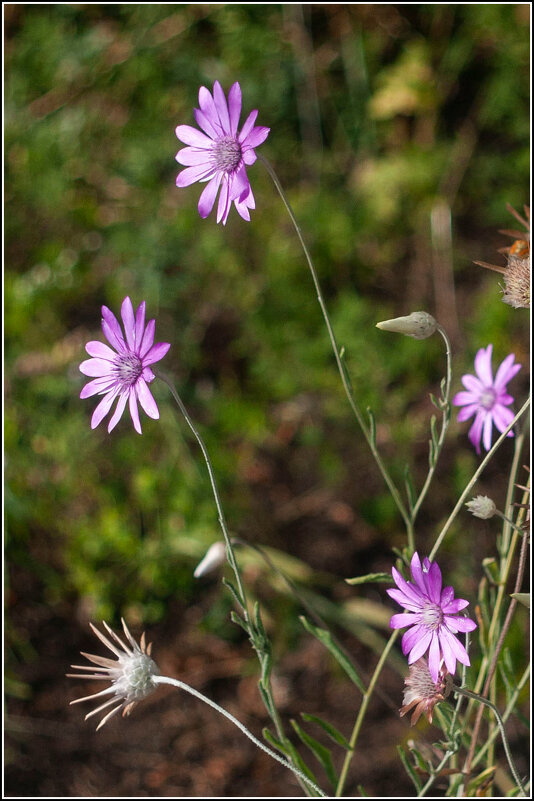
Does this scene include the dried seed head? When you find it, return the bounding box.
[476,205,530,309]
[400,658,452,725]
[67,618,159,730]
[466,495,497,519]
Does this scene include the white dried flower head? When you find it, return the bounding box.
[400,658,452,725]
[67,618,159,730]
[466,495,497,519]
[194,541,226,578]
[376,311,437,340]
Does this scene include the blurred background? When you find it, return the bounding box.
[5,4,530,797]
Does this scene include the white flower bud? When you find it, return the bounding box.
[466,495,497,519]
[194,541,226,578]
[376,311,437,340]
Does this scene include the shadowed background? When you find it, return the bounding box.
[5,4,530,796]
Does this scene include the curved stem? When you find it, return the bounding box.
[156,370,248,613]
[452,685,526,796]
[154,675,326,797]
[429,395,530,560]
[259,153,411,537]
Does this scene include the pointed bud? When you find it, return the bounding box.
[194,542,226,578]
[376,311,437,340]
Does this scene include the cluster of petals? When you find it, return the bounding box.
[79,297,170,435]
[387,552,477,683]
[453,344,521,454]
[175,80,270,224]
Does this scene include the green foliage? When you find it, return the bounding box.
[5,4,529,629]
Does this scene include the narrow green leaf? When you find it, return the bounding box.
[397,745,422,792]
[345,572,392,585]
[367,407,376,446]
[404,466,416,512]
[357,785,369,796]
[222,577,245,610]
[291,719,337,788]
[299,616,366,693]
[510,592,530,608]
[301,713,352,750]
[230,610,250,635]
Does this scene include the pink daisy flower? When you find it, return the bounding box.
[79,297,170,435]
[175,80,270,225]
[387,552,477,683]
[453,344,521,454]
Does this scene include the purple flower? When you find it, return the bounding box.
[453,344,521,454]
[79,297,170,435]
[175,80,270,225]
[387,552,477,683]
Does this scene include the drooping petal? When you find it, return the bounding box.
[136,378,159,420]
[128,391,142,435]
[468,412,485,454]
[482,411,494,451]
[427,632,441,682]
[198,174,222,219]
[107,393,128,432]
[216,178,231,225]
[407,628,433,663]
[91,389,119,430]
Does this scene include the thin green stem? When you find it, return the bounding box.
[154,675,326,797]
[410,324,452,525]
[452,685,526,796]
[429,396,530,560]
[156,370,248,612]
[335,630,399,796]
[259,153,411,538]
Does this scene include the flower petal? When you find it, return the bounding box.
[474,345,493,384]
[101,306,126,353]
[176,163,217,188]
[121,297,136,351]
[107,392,128,432]
[85,341,116,360]
[242,125,270,149]
[227,82,242,135]
[175,124,214,149]
[80,376,116,398]
[128,391,142,435]
[494,353,521,391]
[390,612,419,630]
[139,319,155,359]
[143,342,171,366]
[176,146,213,167]
[194,106,220,140]
[212,80,231,132]
[136,377,159,420]
[91,388,119,430]
[198,173,222,219]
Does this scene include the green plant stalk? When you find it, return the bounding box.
[409,323,452,525]
[154,675,326,797]
[429,396,530,560]
[259,154,413,545]
[463,487,529,779]
[452,685,526,796]
[157,371,309,792]
[335,630,399,796]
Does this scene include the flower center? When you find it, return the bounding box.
[213,135,242,173]
[479,387,496,410]
[114,352,143,390]
[421,602,443,630]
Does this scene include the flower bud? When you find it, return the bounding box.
[466,495,497,519]
[194,541,226,578]
[376,311,437,340]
